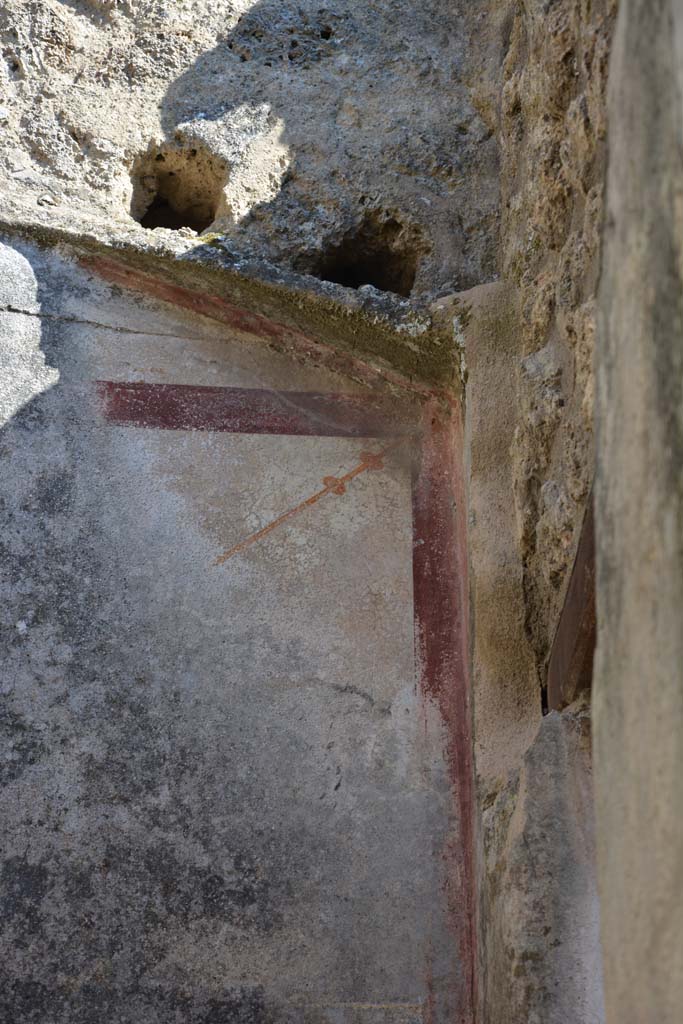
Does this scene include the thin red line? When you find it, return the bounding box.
[214,445,395,565]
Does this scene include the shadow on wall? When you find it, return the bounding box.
[126,0,487,298]
[0,240,290,1022]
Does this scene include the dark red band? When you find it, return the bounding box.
[96,380,410,438]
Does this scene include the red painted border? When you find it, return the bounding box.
[97,379,476,1022]
[96,381,410,438]
[412,401,475,1024]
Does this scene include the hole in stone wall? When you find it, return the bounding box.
[129,141,228,234]
[311,214,422,297]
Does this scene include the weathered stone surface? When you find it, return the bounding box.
[456,280,540,785]
[0,0,501,301]
[479,701,603,1024]
[501,0,615,683]
[451,8,617,987]
[459,281,604,1024]
[595,0,683,1019]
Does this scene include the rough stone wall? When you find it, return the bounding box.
[480,700,604,1024]
[461,2,615,1019]
[595,0,683,1019]
[500,0,615,684]
[460,281,604,1024]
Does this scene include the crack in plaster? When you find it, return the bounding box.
[0,304,205,342]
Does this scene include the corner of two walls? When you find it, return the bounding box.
[458,0,616,1019]
[461,274,604,1024]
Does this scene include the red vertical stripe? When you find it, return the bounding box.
[412,400,476,1024]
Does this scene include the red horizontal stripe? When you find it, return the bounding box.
[96,381,410,438]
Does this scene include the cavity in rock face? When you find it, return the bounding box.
[310,212,425,298]
[129,141,228,234]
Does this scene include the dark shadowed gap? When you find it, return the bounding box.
[139,195,214,232]
[311,215,422,297]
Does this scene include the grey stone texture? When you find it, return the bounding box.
[595,0,683,1019]
[479,700,603,1024]
[0,0,502,300]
